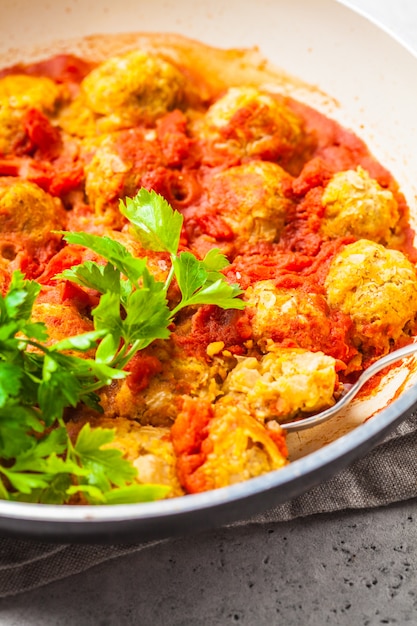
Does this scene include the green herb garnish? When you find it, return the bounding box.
[0,189,244,504]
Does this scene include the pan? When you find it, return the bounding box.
[0,0,417,542]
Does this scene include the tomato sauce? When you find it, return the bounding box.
[0,48,416,396]
[2,35,417,499]
[0,50,412,370]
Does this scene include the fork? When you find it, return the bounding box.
[281,342,417,432]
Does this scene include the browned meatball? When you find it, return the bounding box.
[205,160,293,252]
[221,347,337,422]
[66,416,184,498]
[325,239,417,354]
[77,49,185,133]
[0,105,25,155]
[0,178,66,274]
[171,395,288,493]
[30,301,94,351]
[195,86,306,170]
[244,279,352,359]
[0,74,64,113]
[321,167,400,245]
[98,342,227,427]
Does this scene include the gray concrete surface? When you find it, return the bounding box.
[1,501,417,625]
[1,1,417,624]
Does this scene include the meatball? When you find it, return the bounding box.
[0,74,64,113]
[80,49,185,131]
[82,128,166,219]
[325,239,417,353]
[198,86,305,168]
[222,348,337,421]
[0,105,25,155]
[58,95,98,138]
[30,301,94,351]
[0,75,65,155]
[0,178,66,272]
[82,108,194,223]
[98,344,226,427]
[320,167,400,244]
[244,279,354,362]
[171,395,288,493]
[67,416,183,497]
[82,133,133,218]
[206,161,293,251]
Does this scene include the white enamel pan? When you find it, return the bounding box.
[0,0,416,541]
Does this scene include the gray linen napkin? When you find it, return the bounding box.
[0,412,416,598]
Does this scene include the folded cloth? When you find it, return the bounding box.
[0,412,416,598]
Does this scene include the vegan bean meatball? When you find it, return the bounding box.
[0,178,66,273]
[82,110,193,221]
[67,417,184,497]
[82,128,166,219]
[171,395,288,493]
[206,160,293,252]
[0,105,26,155]
[30,301,94,352]
[325,239,417,354]
[0,75,66,156]
[244,279,354,363]
[98,344,227,427]
[321,166,400,245]
[0,74,65,113]
[197,86,306,169]
[221,348,337,422]
[82,133,134,217]
[80,49,185,131]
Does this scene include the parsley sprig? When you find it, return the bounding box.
[121,189,244,316]
[0,189,244,505]
[59,188,244,369]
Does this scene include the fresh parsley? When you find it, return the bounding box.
[0,189,245,504]
[59,188,244,368]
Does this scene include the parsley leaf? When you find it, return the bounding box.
[62,190,244,370]
[0,189,245,505]
[122,284,171,347]
[120,188,183,255]
[71,423,137,490]
[60,232,148,285]
[59,261,122,295]
[172,251,245,314]
[50,330,108,353]
[202,248,231,272]
[0,271,40,322]
[0,405,44,459]
[178,277,245,310]
[0,362,23,407]
[102,484,170,505]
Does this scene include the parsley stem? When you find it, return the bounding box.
[58,417,77,460]
[113,340,142,369]
[110,340,131,370]
[163,256,176,293]
[80,380,112,394]
[169,300,187,318]
[0,475,9,500]
[18,339,50,354]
